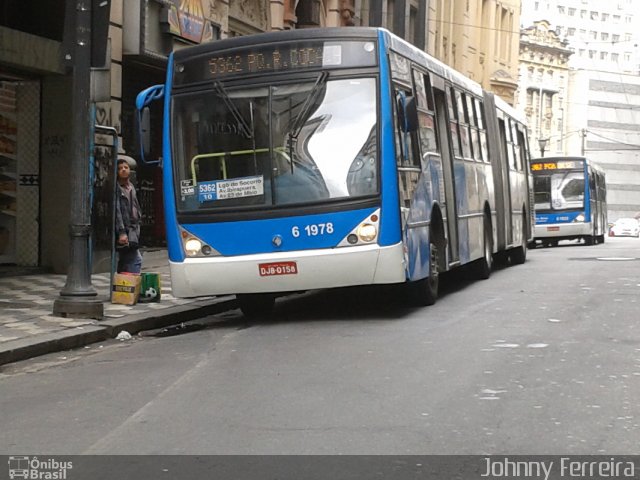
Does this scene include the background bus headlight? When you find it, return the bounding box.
[574,214,585,222]
[357,224,377,242]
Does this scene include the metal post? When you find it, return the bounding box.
[53,0,104,320]
[94,125,119,302]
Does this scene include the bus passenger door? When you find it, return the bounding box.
[393,87,428,278]
[497,118,513,245]
[432,86,459,264]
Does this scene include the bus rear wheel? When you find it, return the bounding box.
[473,218,493,279]
[510,216,528,265]
[237,293,275,318]
[408,242,439,306]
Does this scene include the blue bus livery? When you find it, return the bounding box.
[531,156,607,247]
[136,27,533,316]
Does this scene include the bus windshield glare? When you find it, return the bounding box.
[534,169,585,211]
[172,76,378,212]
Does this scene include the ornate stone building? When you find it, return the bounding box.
[515,20,573,157]
[426,0,522,105]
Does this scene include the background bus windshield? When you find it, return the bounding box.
[172,77,378,212]
[533,167,585,211]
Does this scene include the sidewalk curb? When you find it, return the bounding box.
[100,296,238,337]
[0,296,238,367]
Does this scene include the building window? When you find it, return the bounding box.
[613,15,620,23]
[601,13,609,21]
[568,27,575,36]
[590,11,598,20]
[613,34,620,42]
[624,52,631,62]
[600,51,608,60]
[568,7,575,15]
[601,32,609,41]
[612,53,619,61]
[588,50,596,58]
[558,6,565,13]
[580,10,586,18]
[625,33,632,41]
[590,31,597,40]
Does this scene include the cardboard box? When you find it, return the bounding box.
[139,272,161,303]
[111,273,141,305]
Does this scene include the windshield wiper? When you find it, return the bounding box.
[286,72,329,173]
[213,81,253,139]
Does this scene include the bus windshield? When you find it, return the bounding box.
[534,170,585,211]
[172,76,378,213]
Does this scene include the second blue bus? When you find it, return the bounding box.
[531,156,607,247]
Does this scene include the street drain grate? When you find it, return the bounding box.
[569,257,639,262]
[0,302,34,309]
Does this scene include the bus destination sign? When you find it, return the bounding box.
[209,45,326,78]
[174,41,377,84]
[531,160,582,172]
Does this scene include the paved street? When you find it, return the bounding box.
[1,237,640,455]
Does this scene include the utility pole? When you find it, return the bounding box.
[581,128,587,156]
[53,0,104,319]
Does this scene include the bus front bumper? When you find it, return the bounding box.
[534,222,591,239]
[169,243,406,297]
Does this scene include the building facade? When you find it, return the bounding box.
[515,20,573,157]
[521,0,640,221]
[0,0,522,274]
[426,0,522,105]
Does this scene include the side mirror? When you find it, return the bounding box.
[138,107,151,159]
[397,94,419,133]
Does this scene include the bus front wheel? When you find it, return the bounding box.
[237,293,275,318]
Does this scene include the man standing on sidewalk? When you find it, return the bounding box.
[115,156,143,273]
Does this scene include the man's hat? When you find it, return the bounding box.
[117,154,137,169]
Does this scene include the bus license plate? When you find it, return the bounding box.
[259,261,298,277]
[547,226,560,231]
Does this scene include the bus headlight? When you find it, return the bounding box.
[185,238,203,256]
[179,226,219,257]
[574,214,585,222]
[357,223,377,242]
[337,209,381,247]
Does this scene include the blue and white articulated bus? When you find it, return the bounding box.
[136,27,533,316]
[531,156,607,247]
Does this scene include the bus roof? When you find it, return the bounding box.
[172,27,381,62]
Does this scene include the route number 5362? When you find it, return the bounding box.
[291,223,334,237]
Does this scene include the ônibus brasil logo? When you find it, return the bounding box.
[8,456,73,479]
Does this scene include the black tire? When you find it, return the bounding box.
[510,216,528,265]
[408,242,439,306]
[474,218,493,279]
[237,293,275,318]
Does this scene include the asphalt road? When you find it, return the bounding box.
[2,236,640,455]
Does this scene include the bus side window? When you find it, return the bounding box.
[455,90,472,159]
[504,119,515,170]
[474,98,489,162]
[394,88,420,167]
[466,94,481,161]
[445,88,462,157]
[412,70,439,156]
